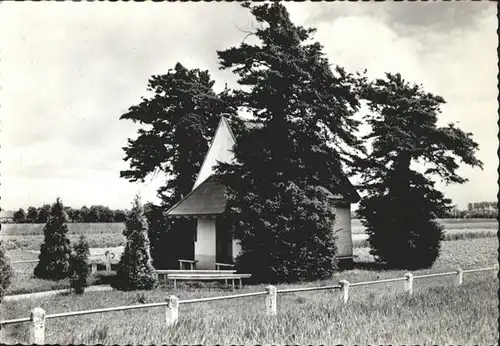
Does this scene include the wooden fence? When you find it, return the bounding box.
[0,265,497,344]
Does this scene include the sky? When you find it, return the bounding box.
[0,1,497,211]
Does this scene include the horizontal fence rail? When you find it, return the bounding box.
[1,265,497,344]
[277,284,341,294]
[349,277,406,287]
[180,291,267,305]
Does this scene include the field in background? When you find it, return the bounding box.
[351,218,498,234]
[1,223,124,236]
[2,219,498,252]
[1,237,498,344]
[1,234,126,251]
[1,223,126,251]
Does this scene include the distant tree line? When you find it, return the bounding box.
[11,205,128,224]
[447,201,498,219]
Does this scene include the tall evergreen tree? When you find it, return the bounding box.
[215,3,363,282]
[115,195,157,291]
[357,73,483,268]
[34,198,72,280]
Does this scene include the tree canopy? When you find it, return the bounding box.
[214,2,363,282]
[120,62,236,205]
[357,73,483,268]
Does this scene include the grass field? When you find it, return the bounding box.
[1,237,498,344]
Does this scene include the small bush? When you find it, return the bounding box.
[0,240,14,302]
[69,235,91,294]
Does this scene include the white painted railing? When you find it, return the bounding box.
[0,265,497,344]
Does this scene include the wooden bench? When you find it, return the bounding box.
[164,272,251,290]
[156,270,236,285]
[178,259,198,270]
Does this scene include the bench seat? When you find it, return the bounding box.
[157,270,236,275]
[164,273,252,290]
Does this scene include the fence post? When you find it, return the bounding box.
[91,263,97,274]
[165,295,179,327]
[404,272,413,295]
[29,307,45,345]
[455,268,463,286]
[339,280,350,303]
[104,251,111,272]
[265,285,277,316]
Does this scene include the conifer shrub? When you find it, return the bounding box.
[225,179,338,283]
[114,195,157,291]
[0,240,14,302]
[34,198,72,280]
[69,235,91,294]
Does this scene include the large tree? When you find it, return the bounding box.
[120,63,236,269]
[357,73,483,269]
[120,62,236,205]
[215,3,364,282]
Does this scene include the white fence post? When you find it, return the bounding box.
[339,280,350,303]
[29,307,45,345]
[404,273,413,295]
[265,285,277,316]
[104,251,112,273]
[165,295,179,327]
[456,268,463,286]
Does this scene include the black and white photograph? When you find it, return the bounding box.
[0,0,498,344]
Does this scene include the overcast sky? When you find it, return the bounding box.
[0,1,497,210]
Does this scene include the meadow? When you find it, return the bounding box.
[1,237,498,344]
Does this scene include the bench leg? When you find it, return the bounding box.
[174,279,177,290]
[225,278,228,285]
[164,274,167,286]
[239,278,242,289]
[232,279,235,291]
